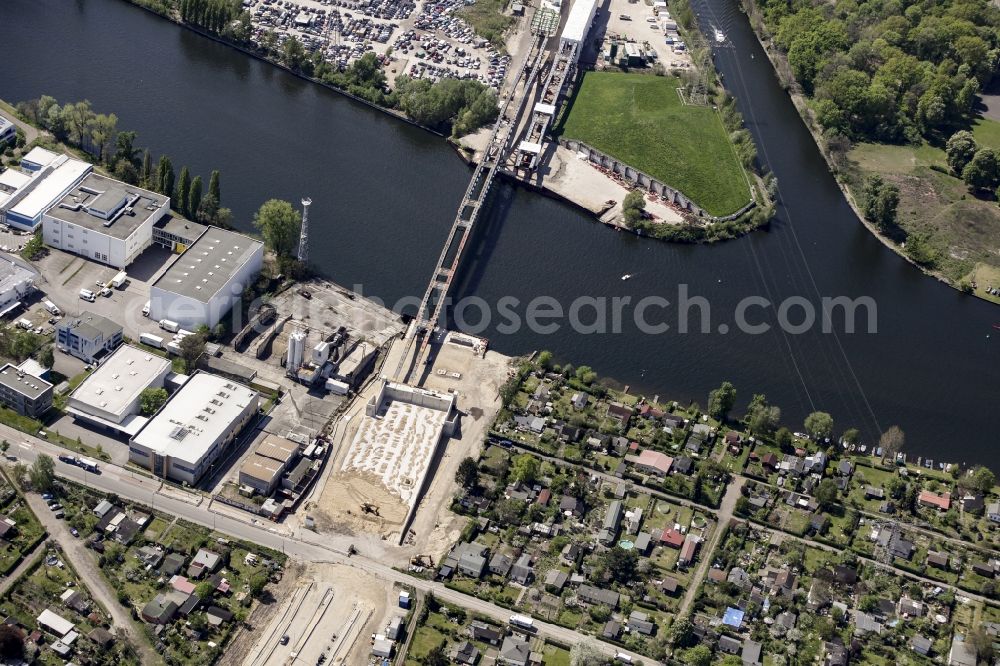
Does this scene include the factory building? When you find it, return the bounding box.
[149,227,263,330]
[0,117,15,145]
[129,372,259,485]
[152,217,206,253]
[66,344,173,437]
[238,434,300,495]
[0,363,53,418]
[42,173,169,269]
[0,148,92,231]
[559,0,598,54]
[0,259,36,318]
[56,312,123,365]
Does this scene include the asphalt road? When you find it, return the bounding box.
[2,424,645,663]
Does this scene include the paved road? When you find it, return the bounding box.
[0,105,40,144]
[2,426,648,664]
[0,539,44,597]
[678,476,744,617]
[24,492,164,665]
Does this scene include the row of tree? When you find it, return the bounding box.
[753,0,998,142]
[178,0,241,33]
[16,96,232,226]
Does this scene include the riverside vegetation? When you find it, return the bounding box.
[129,0,501,137]
[743,0,1000,302]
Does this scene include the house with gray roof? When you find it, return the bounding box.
[577,584,619,608]
[498,634,530,666]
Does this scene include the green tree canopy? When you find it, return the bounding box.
[946,130,978,174]
[708,381,737,421]
[455,457,479,488]
[139,387,169,415]
[510,454,539,485]
[804,411,834,439]
[253,199,302,259]
[29,454,55,492]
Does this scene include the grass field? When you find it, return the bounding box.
[556,72,752,216]
[456,0,513,47]
[845,117,1000,286]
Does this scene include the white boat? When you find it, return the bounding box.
[714,28,725,43]
[621,274,633,281]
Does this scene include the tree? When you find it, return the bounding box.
[0,624,24,661]
[139,387,168,415]
[745,394,780,436]
[879,425,905,462]
[253,199,301,259]
[683,645,713,666]
[946,130,978,174]
[141,149,152,187]
[964,465,996,495]
[209,169,221,204]
[537,350,553,369]
[189,175,203,220]
[157,155,175,197]
[862,175,899,231]
[707,381,737,421]
[574,365,596,385]
[603,548,639,583]
[282,36,306,70]
[569,641,607,666]
[177,166,191,217]
[814,478,838,509]
[510,454,538,485]
[425,643,449,666]
[38,345,54,369]
[249,571,269,598]
[194,581,215,600]
[29,454,55,492]
[179,332,207,372]
[804,411,834,439]
[455,457,479,488]
[969,626,996,663]
[622,190,646,227]
[842,428,860,445]
[775,427,793,451]
[962,148,1000,192]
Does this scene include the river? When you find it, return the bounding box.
[0,0,996,464]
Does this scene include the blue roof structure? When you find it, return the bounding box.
[723,607,745,628]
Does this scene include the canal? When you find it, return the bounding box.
[0,0,996,464]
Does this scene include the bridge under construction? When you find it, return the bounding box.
[392,0,595,384]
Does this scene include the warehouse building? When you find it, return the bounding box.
[42,172,169,268]
[149,227,263,330]
[0,363,53,418]
[0,148,92,231]
[238,433,300,495]
[66,344,173,437]
[130,372,259,485]
[0,259,36,318]
[56,312,123,365]
[0,117,15,145]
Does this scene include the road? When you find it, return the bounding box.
[23,491,164,665]
[0,104,41,144]
[678,476,744,617]
[2,425,649,664]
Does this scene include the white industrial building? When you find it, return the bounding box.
[149,227,264,330]
[0,259,36,318]
[560,0,598,53]
[66,344,173,437]
[129,372,259,485]
[42,172,169,268]
[0,117,15,145]
[0,148,92,231]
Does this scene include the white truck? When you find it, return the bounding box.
[159,319,180,333]
[43,300,61,316]
[139,332,164,349]
[110,270,128,289]
[509,614,535,632]
[17,318,32,330]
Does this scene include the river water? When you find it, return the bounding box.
[0,0,996,464]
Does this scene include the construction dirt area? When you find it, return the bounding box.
[239,563,397,666]
[308,334,512,565]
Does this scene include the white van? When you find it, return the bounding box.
[43,300,61,316]
[159,319,180,333]
[79,289,96,302]
[17,318,32,330]
[141,300,150,317]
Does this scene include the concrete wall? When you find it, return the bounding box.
[558,138,757,223]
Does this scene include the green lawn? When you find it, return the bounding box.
[557,71,751,216]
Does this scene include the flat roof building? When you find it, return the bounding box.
[130,372,259,485]
[560,0,598,50]
[67,344,172,437]
[152,216,207,253]
[0,117,14,145]
[56,312,123,365]
[0,259,36,318]
[0,363,53,418]
[0,151,92,230]
[239,433,300,495]
[42,172,169,268]
[149,227,263,330]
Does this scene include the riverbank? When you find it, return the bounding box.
[738,0,999,307]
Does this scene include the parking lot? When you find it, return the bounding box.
[31,245,176,342]
[245,0,515,90]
